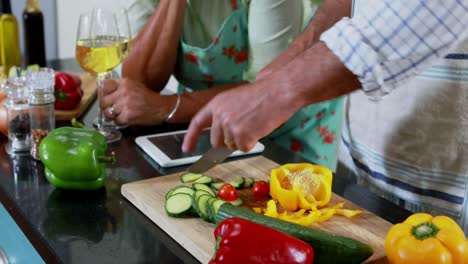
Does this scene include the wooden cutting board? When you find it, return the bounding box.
[121,156,392,263]
[55,73,97,121]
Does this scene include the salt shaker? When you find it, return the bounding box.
[2,73,30,155]
[27,68,55,160]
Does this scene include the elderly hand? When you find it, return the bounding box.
[182,77,301,153]
[100,78,175,126]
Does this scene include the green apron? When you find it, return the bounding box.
[174,0,344,170]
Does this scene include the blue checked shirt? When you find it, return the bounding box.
[320,0,468,98]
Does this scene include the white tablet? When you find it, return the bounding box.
[135,130,265,168]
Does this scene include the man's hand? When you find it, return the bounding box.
[183,41,360,154]
[182,77,302,153]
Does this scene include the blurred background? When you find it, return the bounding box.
[11,0,116,61]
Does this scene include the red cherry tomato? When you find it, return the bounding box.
[217,183,238,201]
[252,181,270,198]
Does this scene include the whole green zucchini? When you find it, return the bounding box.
[214,204,373,264]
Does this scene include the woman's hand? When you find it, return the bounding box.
[100,78,176,126]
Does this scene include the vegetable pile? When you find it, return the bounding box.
[164,165,374,264]
[164,173,257,221]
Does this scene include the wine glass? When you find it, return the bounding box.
[94,7,131,130]
[75,8,122,143]
[115,8,132,60]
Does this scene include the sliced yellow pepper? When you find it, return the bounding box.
[263,200,278,218]
[385,213,468,264]
[252,207,262,214]
[258,199,361,226]
[270,163,333,211]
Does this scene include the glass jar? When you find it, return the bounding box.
[2,74,30,155]
[27,67,55,160]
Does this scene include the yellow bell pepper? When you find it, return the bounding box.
[270,163,332,211]
[385,213,468,264]
[258,199,361,226]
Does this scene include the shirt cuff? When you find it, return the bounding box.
[320,17,392,100]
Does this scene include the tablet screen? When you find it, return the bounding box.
[148,130,212,159]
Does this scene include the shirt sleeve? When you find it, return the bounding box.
[244,0,304,82]
[118,0,159,37]
[320,0,468,99]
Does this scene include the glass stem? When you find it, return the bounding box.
[96,72,109,132]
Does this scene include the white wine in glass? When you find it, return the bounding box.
[93,7,132,130]
[76,37,122,73]
[75,8,122,143]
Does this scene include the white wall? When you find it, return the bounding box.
[56,0,116,59]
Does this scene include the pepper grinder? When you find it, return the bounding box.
[3,69,30,155]
[27,67,55,160]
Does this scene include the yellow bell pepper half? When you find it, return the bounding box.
[385,213,468,264]
[270,163,333,211]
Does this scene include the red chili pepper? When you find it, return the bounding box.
[54,72,83,110]
[209,217,314,264]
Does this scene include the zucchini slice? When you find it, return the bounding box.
[193,183,216,197]
[196,194,212,221]
[229,177,245,189]
[211,199,227,216]
[193,175,214,184]
[180,173,204,183]
[228,198,243,206]
[193,190,212,204]
[165,185,194,199]
[243,177,255,188]
[210,182,225,191]
[192,190,211,215]
[205,197,219,223]
[165,193,193,217]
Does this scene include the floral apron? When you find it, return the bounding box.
[174,0,344,170]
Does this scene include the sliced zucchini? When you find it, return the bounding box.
[243,177,255,188]
[192,190,211,215]
[204,197,219,223]
[165,185,194,199]
[212,199,227,216]
[180,172,204,183]
[228,198,243,206]
[196,194,212,221]
[193,175,214,184]
[165,193,193,217]
[210,182,225,192]
[229,177,245,189]
[193,190,212,203]
[193,183,216,197]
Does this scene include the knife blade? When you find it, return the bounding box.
[187,147,233,173]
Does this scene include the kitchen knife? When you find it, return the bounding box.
[187,147,233,174]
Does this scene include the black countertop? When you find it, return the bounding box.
[0,59,412,264]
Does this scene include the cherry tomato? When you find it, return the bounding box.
[217,183,238,201]
[252,181,270,198]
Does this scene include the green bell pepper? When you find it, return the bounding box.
[39,127,116,190]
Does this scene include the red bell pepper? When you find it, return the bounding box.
[54,72,83,110]
[210,217,314,264]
